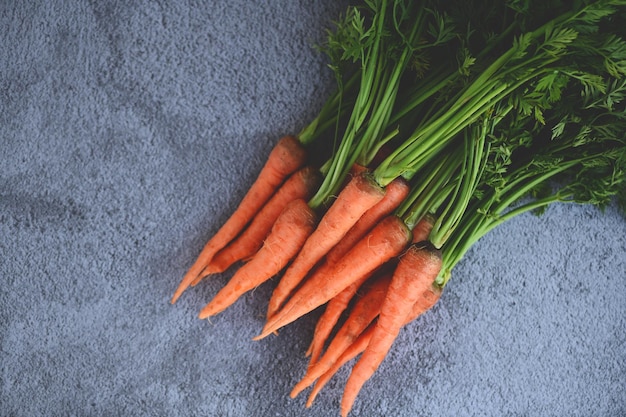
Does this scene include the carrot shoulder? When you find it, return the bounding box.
[196,166,321,278]
[325,177,410,265]
[197,199,316,319]
[256,214,411,340]
[340,242,442,417]
[265,172,386,318]
[171,135,307,304]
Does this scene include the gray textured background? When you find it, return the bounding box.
[1,1,625,416]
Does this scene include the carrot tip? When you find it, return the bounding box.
[198,309,213,320]
[290,382,308,399]
[170,290,184,305]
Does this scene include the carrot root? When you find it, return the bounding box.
[340,242,442,417]
[171,135,307,304]
[256,214,411,340]
[265,172,386,319]
[305,322,375,408]
[197,199,316,319]
[291,273,391,399]
[195,166,322,279]
[325,177,410,265]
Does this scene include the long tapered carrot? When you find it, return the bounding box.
[298,213,435,363]
[303,267,385,364]
[255,214,411,340]
[197,199,316,319]
[291,273,391,399]
[306,279,443,408]
[171,135,307,304]
[325,177,410,265]
[306,323,375,408]
[303,283,363,361]
[306,283,442,408]
[340,242,442,417]
[264,172,386,318]
[195,166,322,279]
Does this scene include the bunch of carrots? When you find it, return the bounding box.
[171,1,626,415]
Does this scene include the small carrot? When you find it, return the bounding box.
[291,273,391,399]
[305,322,375,408]
[340,242,442,417]
[195,166,322,279]
[197,199,316,319]
[308,278,443,407]
[171,135,307,304]
[256,214,411,340]
[264,172,386,318]
[288,213,435,359]
[325,177,410,265]
[303,265,390,366]
[411,213,435,244]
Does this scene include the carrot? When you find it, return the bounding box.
[349,163,369,178]
[197,199,316,319]
[291,273,391,399]
[411,213,435,243]
[264,172,386,319]
[171,135,307,304]
[255,214,411,340]
[307,276,443,407]
[340,241,442,417]
[303,265,390,365]
[305,322,375,408]
[194,166,321,279]
[405,280,443,323]
[293,213,436,360]
[325,177,410,265]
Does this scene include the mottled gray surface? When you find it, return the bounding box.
[1,1,625,416]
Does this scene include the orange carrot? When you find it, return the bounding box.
[340,242,442,417]
[305,323,375,408]
[291,273,391,399]
[306,279,443,408]
[303,265,390,366]
[256,214,411,340]
[349,163,369,178]
[325,177,410,265]
[171,135,307,304]
[197,199,316,319]
[195,166,321,279]
[411,213,435,243]
[291,213,435,360]
[264,172,386,318]
[405,280,443,323]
